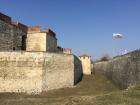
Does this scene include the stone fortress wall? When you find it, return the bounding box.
[27,26,57,52]
[93,49,140,89]
[0,12,82,94]
[0,52,82,94]
[0,13,27,51]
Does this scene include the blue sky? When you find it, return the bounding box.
[0,0,140,59]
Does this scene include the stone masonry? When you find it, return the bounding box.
[79,54,92,75]
[27,26,57,52]
[0,13,27,51]
[0,52,82,94]
[0,12,83,94]
[94,49,140,89]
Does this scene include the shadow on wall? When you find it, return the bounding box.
[74,55,83,85]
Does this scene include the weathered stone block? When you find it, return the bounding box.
[0,52,82,94]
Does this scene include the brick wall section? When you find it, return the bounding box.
[0,52,82,94]
[46,33,57,52]
[0,20,13,50]
[12,22,27,50]
[94,49,140,89]
[0,19,27,51]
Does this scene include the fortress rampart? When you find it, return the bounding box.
[0,52,82,94]
[0,13,27,51]
[0,12,83,94]
[94,49,140,89]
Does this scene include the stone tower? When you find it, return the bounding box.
[79,54,92,75]
[27,26,57,52]
[0,12,27,51]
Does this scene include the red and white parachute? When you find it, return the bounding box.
[112,33,124,39]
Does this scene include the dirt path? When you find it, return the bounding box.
[44,70,119,98]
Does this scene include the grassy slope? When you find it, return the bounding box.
[79,89,140,105]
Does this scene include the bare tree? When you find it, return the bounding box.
[100,54,111,61]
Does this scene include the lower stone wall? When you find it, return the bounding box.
[0,52,82,94]
[94,49,140,89]
[42,53,74,91]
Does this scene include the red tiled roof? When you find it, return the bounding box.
[28,26,40,32]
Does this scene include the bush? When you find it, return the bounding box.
[100,54,111,61]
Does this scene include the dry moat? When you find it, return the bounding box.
[0,70,140,105]
[0,70,127,105]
